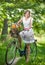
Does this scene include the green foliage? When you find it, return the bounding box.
[0,0,45,65]
[42,22,45,31]
[0,0,45,35]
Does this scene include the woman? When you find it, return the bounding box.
[17,10,34,62]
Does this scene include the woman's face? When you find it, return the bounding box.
[25,12,30,18]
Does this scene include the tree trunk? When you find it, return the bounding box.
[1,18,8,40]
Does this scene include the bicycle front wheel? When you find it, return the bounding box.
[5,40,16,65]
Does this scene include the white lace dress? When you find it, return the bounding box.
[19,16,35,43]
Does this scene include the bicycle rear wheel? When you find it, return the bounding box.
[30,41,37,61]
[5,40,16,65]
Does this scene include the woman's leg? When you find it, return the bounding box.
[26,44,30,62]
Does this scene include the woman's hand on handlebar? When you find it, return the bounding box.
[17,22,21,28]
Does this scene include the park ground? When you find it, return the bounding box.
[0,36,45,65]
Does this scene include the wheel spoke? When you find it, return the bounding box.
[5,41,16,65]
[30,43,37,61]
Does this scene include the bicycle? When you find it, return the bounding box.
[5,23,37,65]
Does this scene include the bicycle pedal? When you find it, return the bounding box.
[20,51,26,56]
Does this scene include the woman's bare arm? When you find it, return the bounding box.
[17,18,22,24]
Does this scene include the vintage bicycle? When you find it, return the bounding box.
[5,23,37,65]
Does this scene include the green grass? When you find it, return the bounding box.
[0,37,45,65]
[16,42,45,65]
[0,38,13,65]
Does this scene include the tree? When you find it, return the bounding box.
[0,0,45,38]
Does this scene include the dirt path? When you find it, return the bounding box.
[12,57,21,65]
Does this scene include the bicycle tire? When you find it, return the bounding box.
[30,41,37,61]
[5,40,17,65]
[25,41,37,62]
